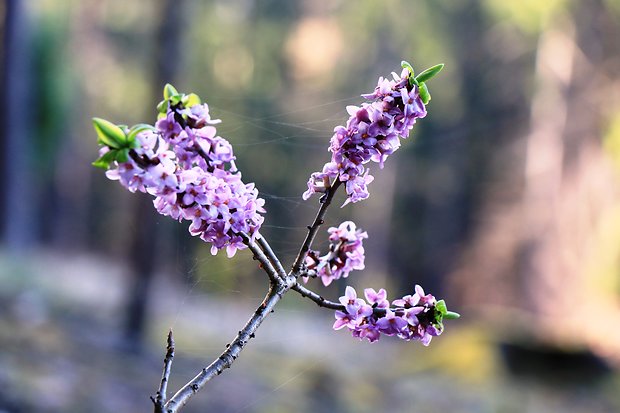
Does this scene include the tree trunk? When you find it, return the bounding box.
[1,0,37,251]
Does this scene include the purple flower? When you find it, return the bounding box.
[338,286,366,315]
[355,323,381,343]
[376,310,408,336]
[180,103,221,128]
[103,93,265,256]
[392,294,420,308]
[402,306,424,326]
[414,284,436,306]
[333,283,451,346]
[364,288,389,309]
[304,65,427,205]
[333,310,357,331]
[156,112,183,140]
[304,222,367,286]
[333,287,372,333]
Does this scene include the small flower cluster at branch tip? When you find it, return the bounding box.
[334,285,459,345]
[303,221,367,286]
[92,84,265,257]
[303,61,443,206]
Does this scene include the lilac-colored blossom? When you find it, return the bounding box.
[101,92,265,256]
[364,288,389,309]
[376,309,408,336]
[333,284,446,345]
[304,67,426,205]
[304,221,367,286]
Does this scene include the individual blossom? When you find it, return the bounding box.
[304,221,367,286]
[303,65,427,206]
[364,288,389,309]
[333,286,373,331]
[376,309,408,336]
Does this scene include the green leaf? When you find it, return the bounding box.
[183,93,201,108]
[163,83,179,100]
[415,63,444,83]
[116,148,130,163]
[418,82,431,104]
[127,123,155,144]
[444,311,461,320]
[157,100,168,114]
[93,117,126,148]
[401,60,415,77]
[92,149,118,169]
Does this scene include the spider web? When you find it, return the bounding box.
[155,91,473,411]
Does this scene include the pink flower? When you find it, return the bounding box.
[304,66,426,205]
[102,89,265,256]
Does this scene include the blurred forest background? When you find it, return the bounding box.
[2,0,620,412]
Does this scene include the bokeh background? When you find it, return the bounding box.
[2,0,620,412]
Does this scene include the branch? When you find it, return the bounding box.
[292,281,390,317]
[164,279,293,412]
[256,234,287,278]
[291,178,342,274]
[240,232,282,284]
[291,282,343,311]
[152,330,175,413]
[156,177,341,412]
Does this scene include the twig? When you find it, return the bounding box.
[157,180,342,412]
[240,233,282,285]
[256,234,287,278]
[291,179,342,274]
[292,281,390,316]
[291,282,343,310]
[152,330,175,413]
[164,279,293,412]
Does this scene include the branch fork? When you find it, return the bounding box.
[152,179,342,412]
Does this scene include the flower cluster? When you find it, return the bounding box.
[333,285,448,345]
[303,66,427,205]
[304,221,367,286]
[98,86,265,257]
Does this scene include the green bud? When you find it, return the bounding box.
[93,117,126,149]
[415,63,444,83]
[169,94,183,107]
[418,82,431,104]
[434,299,460,320]
[444,311,461,320]
[163,83,179,100]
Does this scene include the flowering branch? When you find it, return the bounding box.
[291,178,342,274]
[93,61,458,412]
